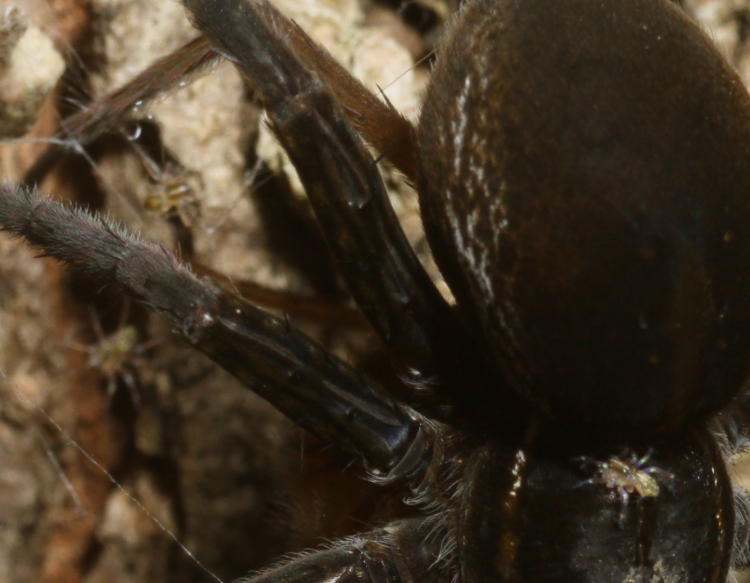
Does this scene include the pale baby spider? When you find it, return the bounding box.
[577,449,676,522]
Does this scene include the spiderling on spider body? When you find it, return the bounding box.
[576,449,676,519]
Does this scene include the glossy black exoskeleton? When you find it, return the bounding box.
[1,0,749,581]
[459,427,734,582]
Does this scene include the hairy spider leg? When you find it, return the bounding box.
[24,19,416,189]
[238,519,450,583]
[15,0,494,419]
[0,184,436,477]
[0,185,459,580]
[182,0,485,387]
[22,36,218,188]
[257,9,419,179]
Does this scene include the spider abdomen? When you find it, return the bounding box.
[417,0,750,436]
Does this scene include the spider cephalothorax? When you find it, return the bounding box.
[2,0,750,581]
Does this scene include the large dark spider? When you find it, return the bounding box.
[4,0,750,581]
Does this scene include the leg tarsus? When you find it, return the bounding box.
[242,520,452,583]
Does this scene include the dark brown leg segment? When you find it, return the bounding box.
[241,520,451,583]
[0,184,433,476]
[182,0,480,384]
[22,36,218,187]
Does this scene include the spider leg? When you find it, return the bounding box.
[573,477,596,489]
[0,184,435,476]
[182,0,482,383]
[634,448,654,467]
[247,520,451,583]
[733,488,750,570]
[616,486,630,525]
[251,10,418,179]
[23,22,416,188]
[642,466,676,487]
[22,36,218,188]
[119,369,141,409]
[242,520,450,583]
[573,455,596,467]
